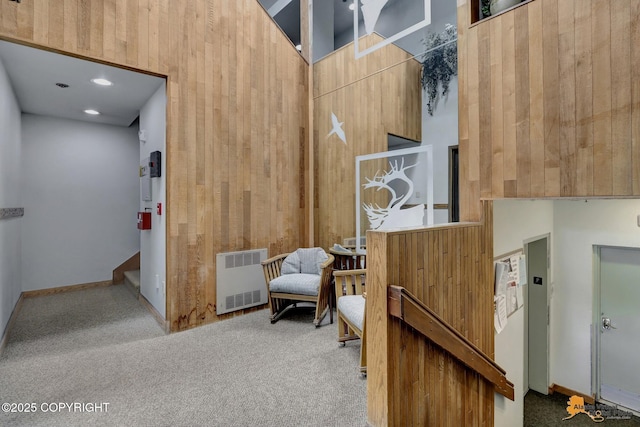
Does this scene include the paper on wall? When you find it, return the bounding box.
[494,261,510,297]
[506,281,517,315]
[494,294,507,333]
[516,282,524,309]
[518,254,527,286]
[509,254,520,284]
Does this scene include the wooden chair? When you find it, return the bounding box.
[328,247,366,323]
[261,249,335,327]
[329,247,366,270]
[334,268,367,375]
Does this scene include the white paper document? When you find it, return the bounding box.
[518,254,527,286]
[494,261,510,297]
[494,294,508,333]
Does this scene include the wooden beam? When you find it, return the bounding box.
[388,285,515,401]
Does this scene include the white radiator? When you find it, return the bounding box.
[216,248,268,315]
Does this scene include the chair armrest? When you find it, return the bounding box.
[261,253,290,266]
[333,268,367,277]
[261,253,290,284]
[320,254,335,270]
[318,254,335,298]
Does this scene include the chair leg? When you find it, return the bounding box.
[313,304,330,327]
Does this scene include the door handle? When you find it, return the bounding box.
[602,317,617,330]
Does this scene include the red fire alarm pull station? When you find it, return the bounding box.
[137,212,152,230]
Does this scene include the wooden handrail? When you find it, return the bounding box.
[388,285,515,400]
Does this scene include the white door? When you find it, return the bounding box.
[598,246,640,412]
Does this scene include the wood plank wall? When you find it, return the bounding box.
[458,0,640,221]
[0,0,310,331]
[367,201,495,426]
[313,34,422,250]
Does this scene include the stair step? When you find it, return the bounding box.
[123,270,140,296]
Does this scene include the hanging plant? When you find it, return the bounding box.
[420,24,458,116]
[481,0,491,18]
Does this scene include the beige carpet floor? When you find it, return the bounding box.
[0,285,367,426]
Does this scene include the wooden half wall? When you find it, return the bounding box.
[367,201,495,426]
[457,0,640,221]
[0,0,310,331]
[313,34,422,250]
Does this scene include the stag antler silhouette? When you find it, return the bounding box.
[363,158,418,229]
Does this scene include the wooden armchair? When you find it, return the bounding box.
[261,248,335,327]
[334,268,367,375]
[329,247,366,270]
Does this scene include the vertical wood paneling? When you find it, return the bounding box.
[458,0,640,208]
[557,0,576,196]
[0,0,309,331]
[16,0,33,41]
[610,0,632,195]
[466,24,481,221]
[528,0,544,197]
[514,6,530,197]
[457,2,469,205]
[632,1,640,194]
[478,23,492,199]
[591,0,612,195]
[574,4,593,196]
[368,201,494,426]
[501,12,516,194]
[490,17,504,198]
[63,0,78,52]
[313,34,421,251]
[541,0,560,197]
[102,0,116,61]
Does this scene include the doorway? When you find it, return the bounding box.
[448,145,459,222]
[524,235,550,395]
[594,246,640,413]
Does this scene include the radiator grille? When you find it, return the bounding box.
[216,249,268,315]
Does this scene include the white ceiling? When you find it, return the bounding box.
[0,40,165,127]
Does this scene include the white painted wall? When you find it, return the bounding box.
[493,199,554,427]
[552,199,640,396]
[20,114,140,291]
[422,77,457,224]
[0,57,22,338]
[138,83,166,318]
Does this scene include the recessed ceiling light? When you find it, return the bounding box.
[349,3,355,10]
[84,109,100,115]
[91,78,113,86]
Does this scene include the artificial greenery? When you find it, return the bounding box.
[481,0,491,18]
[420,24,458,116]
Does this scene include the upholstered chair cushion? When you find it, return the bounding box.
[297,248,329,275]
[337,295,365,331]
[269,273,321,296]
[281,251,301,275]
